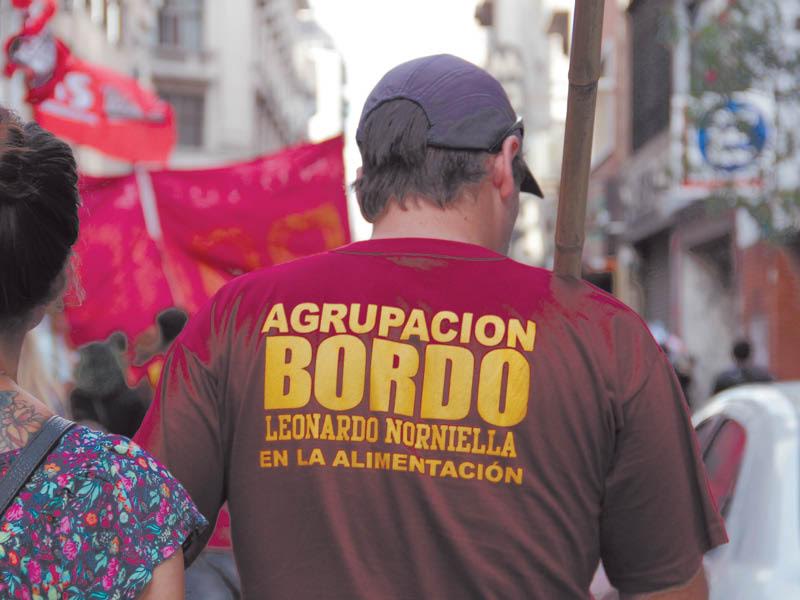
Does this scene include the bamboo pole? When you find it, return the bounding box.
[553,0,606,278]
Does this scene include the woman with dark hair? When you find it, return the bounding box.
[0,107,206,598]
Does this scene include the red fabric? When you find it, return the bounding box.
[64,138,348,349]
[3,32,71,103]
[206,506,233,549]
[150,136,349,313]
[65,176,175,346]
[12,0,56,36]
[3,1,175,163]
[34,59,175,163]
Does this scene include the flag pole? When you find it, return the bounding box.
[553,0,606,278]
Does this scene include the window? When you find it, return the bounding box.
[694,416,720,452]
[158,0,204,52]
[592,42,617,167]
[700,419,747,517]
[159,90,205,148]
[90,0,105,24]
[547,11,570,56]
[629,0,672,151]
[106,0,121,45]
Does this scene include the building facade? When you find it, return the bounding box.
[0,0,330,170]
[150,0,318,167]
[476,0,568,267]
[476,0,800,406]
[611,0,800,404]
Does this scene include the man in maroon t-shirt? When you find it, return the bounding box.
[136,55,726,599]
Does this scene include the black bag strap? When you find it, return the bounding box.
[0,415,75,517]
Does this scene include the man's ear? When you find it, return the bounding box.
[491,135,521,200]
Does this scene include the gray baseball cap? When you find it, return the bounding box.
[356,54,543,198]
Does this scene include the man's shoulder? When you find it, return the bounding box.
[504,257,636,317]
[215,249,342,299]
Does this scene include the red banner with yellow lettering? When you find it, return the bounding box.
[67,175,175,346]
[65,136,349,345]
[150,136,349,313]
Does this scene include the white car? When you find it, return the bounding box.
[591,382,800,599]
[691,382,800,599]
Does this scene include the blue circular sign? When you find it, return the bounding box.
[697,99,768,172]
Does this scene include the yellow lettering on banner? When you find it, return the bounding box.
[308,448,326,465]
[378,306,406,337]
[508,319,536,352]
[314,335,366,411]
[455,427,470,452]
[420,345,473,420]
[262,303,288,333]
[415,423,431,449]
[320,415,336,439]
[370,339,418,416]
[392,453,408,472]
[431,311,459,343]
[265,416,277,441]
[385,417,402,444]
[320,303,348,334]
[501,431,517,458]
[350,451,365,468]
[349,304,378,334]
[305,413,320,438]
[477,349,530,427]
[505,466,524,485]
[289,303,320,333]
[278,414,291,438]
[375,453,390,469]
[264,336,312,409]
[459,313,474,344]
[259,451,272,467]
[332,449,349,467]
[400,309,430,342]
[475,315,506,347]
[259,449,288,468]
[336,415,351,440]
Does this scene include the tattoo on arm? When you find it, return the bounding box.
[0,391,48,452]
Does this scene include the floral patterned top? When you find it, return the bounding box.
[0,426,207,599]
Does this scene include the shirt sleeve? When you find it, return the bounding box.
[599,322,728,594]
[104,436,208,593]
[134,292,230,564]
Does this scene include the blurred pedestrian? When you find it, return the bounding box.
[131,307,188,389]
[69,332,151,437]
[712,338,774,395]
[137,55,725,599]
[649,322,695,407]
[0,106,206,598]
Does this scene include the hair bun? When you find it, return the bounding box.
[0,148,35,206]
[0,105,81,321]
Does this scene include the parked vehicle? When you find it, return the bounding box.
[591,382,800,599]
[692,382,800,599]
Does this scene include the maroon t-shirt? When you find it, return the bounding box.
[136,238,726,599]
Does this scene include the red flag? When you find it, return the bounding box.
[4,0,175,163]
[11,0,57,36]
[150,136,350,312]
[34,60,176,164]
[65,176,175,346]
[64,137,349,347]
[3,29,71,104]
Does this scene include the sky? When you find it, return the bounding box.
[309,0,488,240]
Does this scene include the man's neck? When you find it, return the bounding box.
[370,195,505,254]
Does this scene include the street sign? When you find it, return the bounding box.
[684,91,774,190]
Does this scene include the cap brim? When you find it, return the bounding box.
[520,161,544,198]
